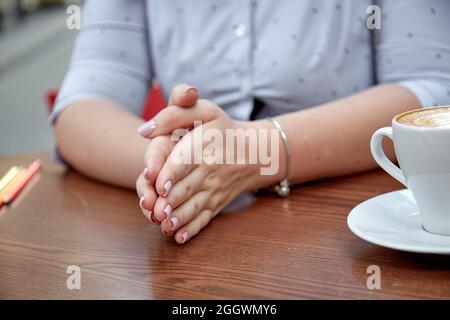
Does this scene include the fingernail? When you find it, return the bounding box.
[139,196,145,209]
[184,86,198,95]
[137,120,156,137]
[170,216,179,231]
[163,180,172,196]
[149,211,156,223]
[181,231,189,244]
[164,204,172,219]
[143,167,148,179]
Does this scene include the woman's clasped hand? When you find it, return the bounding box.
[135,84,282,244]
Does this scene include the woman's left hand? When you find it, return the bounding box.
[139,99,279,244]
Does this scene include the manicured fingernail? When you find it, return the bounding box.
[143,167,148,179]
[137,120,156,137]
[139,196,145,209]
[164,204,172,219]
[184,86,198,95]
[163,180,172,196]
[170,216,179,230]
[181,231,189,244]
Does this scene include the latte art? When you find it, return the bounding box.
[397,107,450,128]
[414,113,450,128]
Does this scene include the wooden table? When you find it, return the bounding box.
[1,153,449,299]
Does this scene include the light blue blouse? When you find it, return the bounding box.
[51,0,450,122]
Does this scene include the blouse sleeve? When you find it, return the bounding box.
[375,0,450,107]
[50,0,151,123]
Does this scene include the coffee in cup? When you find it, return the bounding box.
[397,107,450,128]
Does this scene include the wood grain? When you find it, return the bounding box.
[0,153,449,299]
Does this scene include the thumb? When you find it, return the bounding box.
[167,83,199,108]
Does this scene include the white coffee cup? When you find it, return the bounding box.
[371,106,450,236]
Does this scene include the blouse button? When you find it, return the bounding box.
[234,24,247,38]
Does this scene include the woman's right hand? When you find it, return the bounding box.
[136,84,198,223]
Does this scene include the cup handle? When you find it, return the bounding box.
[370,127,407,187]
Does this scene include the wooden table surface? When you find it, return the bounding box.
[1,153,449,300]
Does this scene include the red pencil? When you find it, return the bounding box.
[3,160,41,204]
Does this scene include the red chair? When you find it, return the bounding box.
[45,84,166,120]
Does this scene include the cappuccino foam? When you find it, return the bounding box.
[397,107,450,128]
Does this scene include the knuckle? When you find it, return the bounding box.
[193,200,200,212]
[185,184,192,196]
[169,191,180,206]
[158,168,172,184]
[166,106,180,124]
[205,170,219,186]
[209,193,221,209]
[145,149,165,168]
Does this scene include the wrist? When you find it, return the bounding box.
[239,120,286,192]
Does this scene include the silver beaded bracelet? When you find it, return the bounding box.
[267,117,291,197]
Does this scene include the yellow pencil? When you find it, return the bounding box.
[0,168,26,207]
[0,166,22,192]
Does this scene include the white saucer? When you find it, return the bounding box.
[347,189,450,255]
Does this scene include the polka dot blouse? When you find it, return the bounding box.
[51,0,450,122]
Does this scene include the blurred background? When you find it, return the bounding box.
[0,0,81,156]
